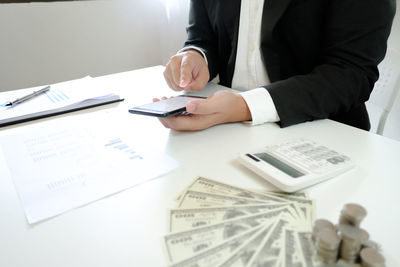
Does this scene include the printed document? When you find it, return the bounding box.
[0,119,178,224]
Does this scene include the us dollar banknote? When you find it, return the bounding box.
[178,176,288,203]
[176,190,268,208]
[164,177,317,266]
[296,231,315,267]
[282,228,307,267]
[163,208,291,263]
[255,189,309,199]
[247,218,291,267]
[167,224,267,267]
[218,223,274,267]
[167,203,295,232]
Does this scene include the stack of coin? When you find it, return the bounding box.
[310,203,385,266]
[339,203,367,227]
[360,228,370,241]
[315,228,341,264]
[360,247,385,267]
[362,239,381,251]
[312,218,335,243]
[338,223,366,263]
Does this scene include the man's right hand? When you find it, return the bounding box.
[163,49,210,92]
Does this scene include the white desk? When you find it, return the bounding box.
[0,66,399,266]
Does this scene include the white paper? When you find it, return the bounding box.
[0,77,120,124]
[0,121,178,224]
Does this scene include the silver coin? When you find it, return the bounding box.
[339,203,367,227]
[360,247,385,267]
[316,228,340,264]
[338,224,365,263]
[312,218,335,242]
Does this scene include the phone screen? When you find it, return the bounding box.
[128,96,205,117]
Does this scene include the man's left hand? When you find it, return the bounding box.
[154,91,252,131]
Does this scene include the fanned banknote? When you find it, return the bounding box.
[164,176,316,267]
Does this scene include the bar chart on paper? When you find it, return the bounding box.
[45,88,70,103]
[104,138,143,160]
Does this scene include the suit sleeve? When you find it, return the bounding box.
[183,0,219,80]
[265,0,396,128]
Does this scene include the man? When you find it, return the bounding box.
[159,0,396,131]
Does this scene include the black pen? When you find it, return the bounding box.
[5,86,50,107]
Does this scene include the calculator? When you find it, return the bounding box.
[238,139,354,192]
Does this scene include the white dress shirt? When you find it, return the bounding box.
[180,0,280,125]
[233,0,280,125]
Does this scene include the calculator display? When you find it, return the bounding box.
[253,153,305,178]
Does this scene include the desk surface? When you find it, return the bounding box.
[0,66,399,267]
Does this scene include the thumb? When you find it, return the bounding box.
[186,98,220,115]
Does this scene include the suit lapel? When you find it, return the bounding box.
[221,0,241,87]
[261,0,292,41]
[261,0,293,81]
[221,0,241,44]
[222,0,293,84]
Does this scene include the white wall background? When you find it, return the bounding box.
[0,0,399,92]
[0,0,189,92]
[389,0,400,51]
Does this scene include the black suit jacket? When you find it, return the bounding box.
[184,0,396,130]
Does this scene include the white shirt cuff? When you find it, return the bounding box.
[239,87,280,125]
[177,46,208,65]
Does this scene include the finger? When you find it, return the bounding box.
[180,56,194,88]
[163,72,175,90]
[162,114,217,131]
[164,71,182,91]
[157,118,170,129]
[185,77,208,92]
[170,58,182,89]
[184,66,209,92]
[152,98,160,102]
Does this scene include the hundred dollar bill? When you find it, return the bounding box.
[188,177,314,223]
[247,218,291,267]
[282,228,306,267]
[167,224,267,267]
[292,203,313,232]
[307,203,316,223]
[276,256,283,267]
[176,190,267,208]
[277,197,315,231]
[296,232,315,267]
[255,189,309,199]
[297,204,315,232]
[296,203,309,221]
[180,176,288,203]
[175,186,189,201]
[218,223,274,267]
[167,203,296,232]
[276,195,314,207]
[163,207,290,263]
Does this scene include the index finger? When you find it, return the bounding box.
[179,56,194,88]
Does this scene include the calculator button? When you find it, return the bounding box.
[266,139,351,175]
